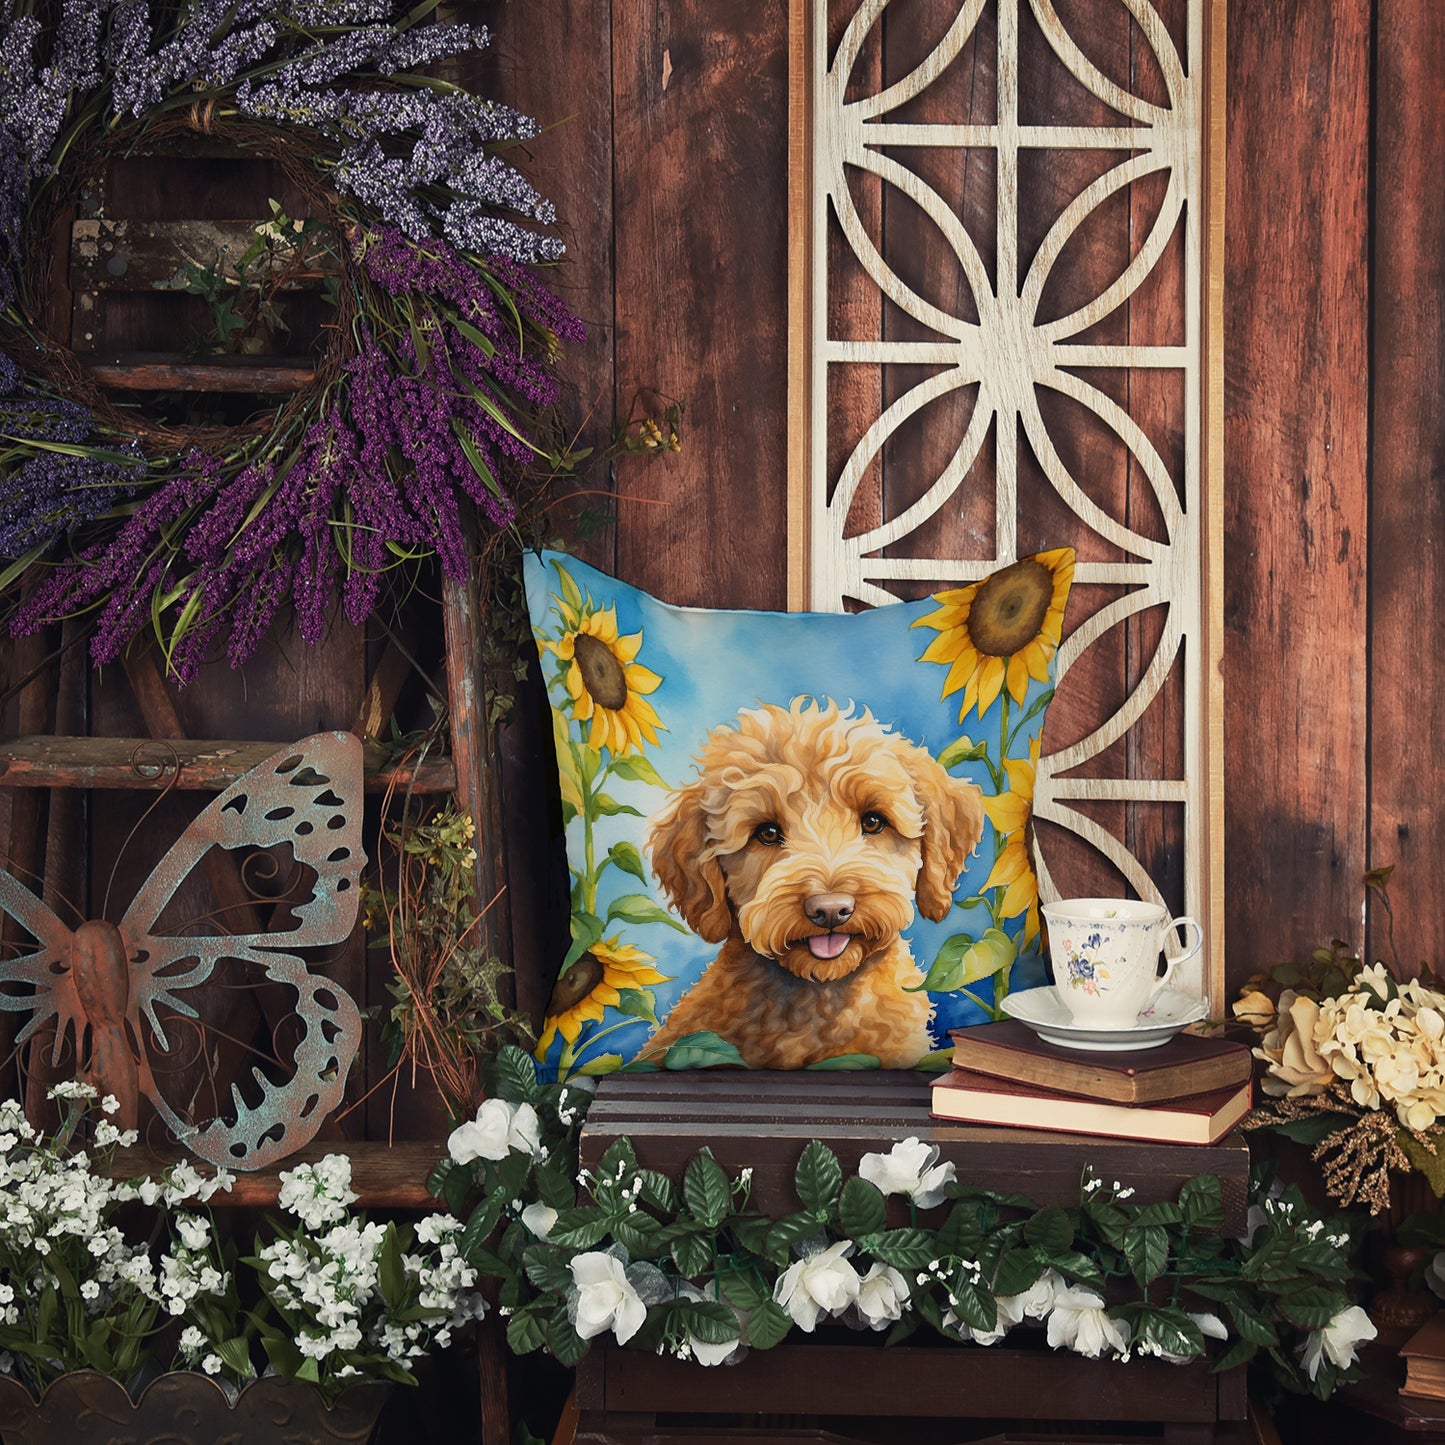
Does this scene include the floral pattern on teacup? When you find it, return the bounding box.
[1060,932,1108,993]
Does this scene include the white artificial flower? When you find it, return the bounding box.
[773,1241,861,1332]
[415,1214,463,1246]
[1300,1305,1377,1381]
[100,1095,120,1115]
[674,1281,742,1366]
[520,1203,558,1241]
[447,1099,543,1165]
[964,1268,1064,1345]
[857,1137,955,1209]
[1045,1285,1131,1359]
[854,1262,910,1330]
[47,1081,98,1101]
[569,1252,646,1344]
[277,1155,358,1230]
[175,1215,211,1251]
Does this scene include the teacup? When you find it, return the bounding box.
[1042,898,1204,1029]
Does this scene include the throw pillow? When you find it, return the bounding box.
[524,547,1074,1079]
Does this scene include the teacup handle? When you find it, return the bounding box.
[1152,915,1204,999]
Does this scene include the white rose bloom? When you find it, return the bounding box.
[1045,1286,1131,1359]
[774,1241,861,1332]
[965,1268,1064,1344]
[1300,1305,1377,1381]
[569,1252,647,1344]
[448,1099,543,1165]
[854,1262,910,1330]
[857,1137,956,1209]
[520,1203,558,1240]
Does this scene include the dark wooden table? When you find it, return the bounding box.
[576,1070,1251,1445]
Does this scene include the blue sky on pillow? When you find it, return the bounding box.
[524,548,1075,1080]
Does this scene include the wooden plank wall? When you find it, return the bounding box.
[4,0,1437,1110]
[494,0,1442,993]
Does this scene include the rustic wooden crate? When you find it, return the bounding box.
[575,1071,1250,1443]
[580,1070,1251,1230]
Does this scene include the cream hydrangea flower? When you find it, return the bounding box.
[1254,991,1335,1098]
[1304,966,1445,1128]
[1232,990,1276,1031]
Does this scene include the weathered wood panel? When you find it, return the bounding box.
[478,0,619,1024]
[1369,0,1445,975]
[612,0,791,609]
[1222,1,1372,970]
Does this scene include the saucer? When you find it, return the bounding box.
[1000,987,1209,1052]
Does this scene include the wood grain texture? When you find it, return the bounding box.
[612,0,791,609]
[581,1342,1242,1423]
[581,1069,1248,1230]
[479,0,618,575]
[1369,0,1445,975]
[1222,0,1371,970]
[472,0,617,1024]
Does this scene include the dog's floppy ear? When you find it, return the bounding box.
[647,784,733,942]
[909,752,986,922]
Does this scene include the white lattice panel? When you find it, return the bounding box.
[789,0,1224,1003]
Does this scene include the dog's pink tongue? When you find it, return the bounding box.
[807,932,850,960]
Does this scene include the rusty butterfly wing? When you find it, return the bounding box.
[112,732,367,1169]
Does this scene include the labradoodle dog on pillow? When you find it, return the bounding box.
[641,698,984,1069]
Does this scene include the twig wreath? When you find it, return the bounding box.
[0,0,581,683]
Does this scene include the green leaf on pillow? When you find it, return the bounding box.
[805,1053,880,1070]
[592,793,643,818]
[578,1054,624,1075]
[917,1049,956,1073]
[608,753,668,789]
[606,893,688,932]
[562,912,605,970]
[551,559,583,613]
[606,841,649,883]
[615,987,660,1026]
[919,927,1016,993]
[918,933,974,991]
[663,1032,747,1070]
[1009,687,1055,738]
[937,735,991,769]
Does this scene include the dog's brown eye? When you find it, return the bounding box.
[753,822,784,847]
[860,811,888,835]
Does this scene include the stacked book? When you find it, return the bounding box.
[931,1020,1254,1145]
[1401,1313,1445,1401]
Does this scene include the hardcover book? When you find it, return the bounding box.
[947,1020,1253,1105]
[929,1068,1252,1145]
[1402,1312,1445,1400]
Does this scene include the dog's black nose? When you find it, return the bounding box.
[805,893,855,928]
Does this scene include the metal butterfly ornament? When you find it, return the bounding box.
[0,732,365,1169]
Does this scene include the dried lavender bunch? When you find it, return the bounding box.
[1,3,582,682]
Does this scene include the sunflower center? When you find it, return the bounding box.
[547,952,606,1015]
[573,633,629,710]
[966,559,1054,657]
